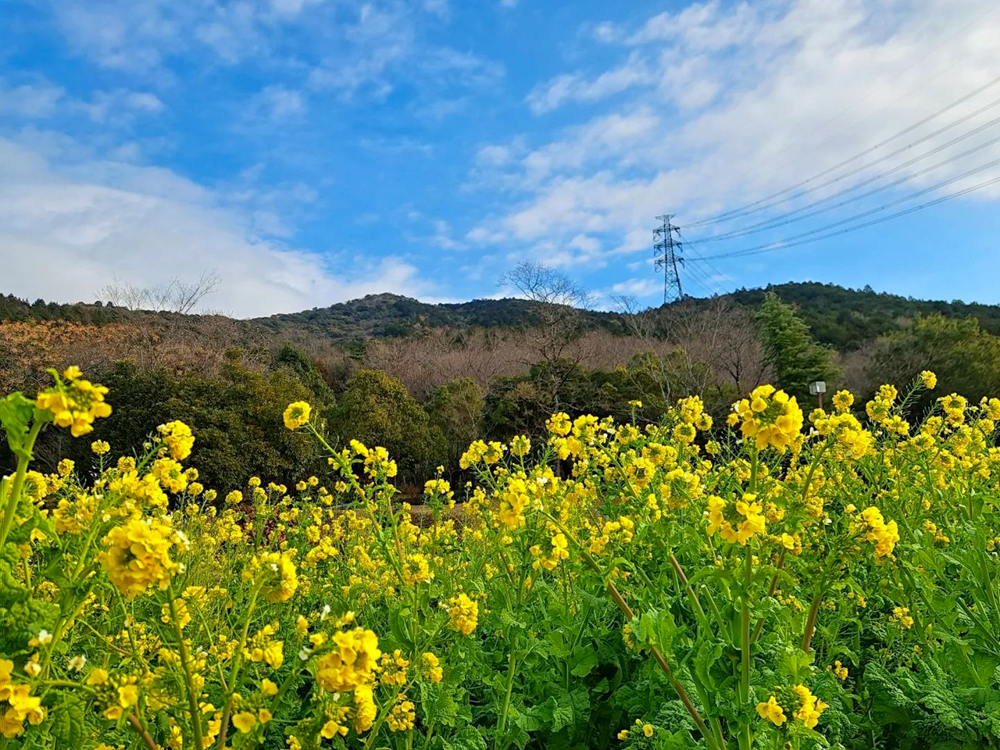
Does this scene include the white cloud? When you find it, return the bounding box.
[610,277,659,296]
[269,0,327,17]
[525,53,653,114]
[41,0,504,123]
[0,135,434,317]
[430,219,463,249]
[0,81,65,118]
[53,0,182,71]
[78,89,166,124]
[0,76,166,128]
[476,144,513,166]
[248,85,307,120]
[307,7,503,102]
[423,0,449,18]
[45,0,355,71]
[471,0,1000,270]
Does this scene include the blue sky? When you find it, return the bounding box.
[1,0,1000,316]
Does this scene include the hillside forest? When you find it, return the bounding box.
[3,273,1000,491]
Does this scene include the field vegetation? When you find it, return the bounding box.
[2,363,1000,749]
[5,275,1000,748]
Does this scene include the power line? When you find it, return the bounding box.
[691,157,1000,258]
[687,100,1000,241]
[680,260,719,297]
[703,2,1000,197]
[686,127,1000,244]
[691,267,726,298]
[687,172,1000,262]
[684,72,1000,229]
[679,239,728,295]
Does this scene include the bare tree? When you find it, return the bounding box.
[610,295,662,341]
[501,262,595,356]
[499,262,594,411]
[99,270,221,314]
[672,298,770,399]
[610,294,679,406]
[99,277,150,312]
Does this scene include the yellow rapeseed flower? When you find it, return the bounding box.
[157,420,195,461]
[35,369,112,437]
[283,402,311,430]
[233,711,257,733]
[445,593,479,635]
[756,695,786,726]
[99,517,183,598]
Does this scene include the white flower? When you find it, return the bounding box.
[298,647,313,661]
[36,629,53,646]
[24,661,41,677]
[320,604,331,621]
[68,654,88,671]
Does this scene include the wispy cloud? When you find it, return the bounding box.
[246,85,307,122]
[0,79,65,118]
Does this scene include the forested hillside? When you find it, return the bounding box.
[724,282,1000,349]
[252,282,1000,348]
[6,281,1000,349]
[5,280,1000,485]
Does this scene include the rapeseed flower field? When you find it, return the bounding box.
[2,367,999,749]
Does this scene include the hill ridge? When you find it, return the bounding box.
[5,281,1000,350]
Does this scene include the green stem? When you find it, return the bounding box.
[740,551,752,700]
[169,593,205,750]
[802,585,825,653]
[421,721,436,750]
[41,578,95,681]
[495,649,519,750]
[670,553,710,630]
[541,511,720,749]
[216,584,262,750]
[752,551,785,643]
[605,578,721,750]
[0,421,43,547]
[688,665,728,750]
[128,712,160,750]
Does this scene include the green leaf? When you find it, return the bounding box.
[0,393,35,458]
[569,647,599,678]
[550,697,573,733]
[693,639,724,691]
[440,727,487,750]
[52,694,86,747]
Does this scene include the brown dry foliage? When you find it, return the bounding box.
[0,317,275,393]
[362,328,679,399]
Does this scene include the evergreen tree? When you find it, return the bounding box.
[426,377,485,469]
[756,292,838,402]
[327,369,446,483]
[868,314,1000,407]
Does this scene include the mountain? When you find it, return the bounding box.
[252,293,624,340]
[252,284,1000,350]
[5,283,1000,351]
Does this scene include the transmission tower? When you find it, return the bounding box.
[653,214,684,304]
